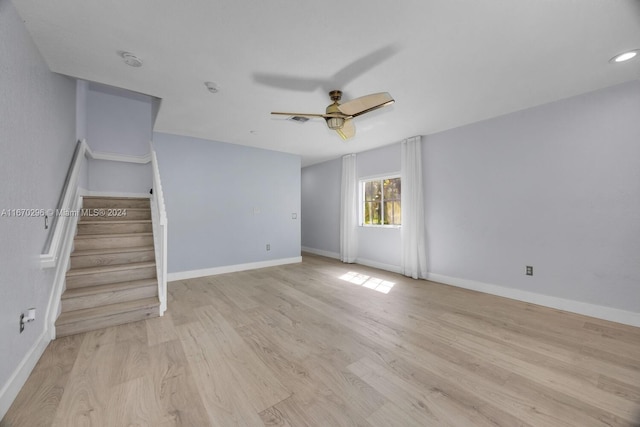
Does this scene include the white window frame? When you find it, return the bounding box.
[359,173,401,228]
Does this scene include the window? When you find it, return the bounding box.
[361,176,401,226]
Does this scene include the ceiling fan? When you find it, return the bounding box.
[271,90,394,140]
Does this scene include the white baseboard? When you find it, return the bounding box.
[300,248,403,274]
[301,247,340,260]
[427,273,640,328]
[0,330,51,420]
[167,256,302,282]
[355,257,402,274]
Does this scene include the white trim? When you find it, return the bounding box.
[79,189,151,199]
[0,330,50,420]
[149,141,168,316]
[40,140,88,269]
[301,247,340,260]
[167,257,302,282]
[426,273,640,328]
[359,172,401,181]
[44,195,83,341]
[86,149,151,164]
[355,257,402,274]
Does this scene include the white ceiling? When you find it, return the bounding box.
[14,0,640,166]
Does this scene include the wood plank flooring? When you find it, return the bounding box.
[3,253,640,426]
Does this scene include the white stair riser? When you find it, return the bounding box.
[66,266,157,288]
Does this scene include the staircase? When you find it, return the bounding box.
[55,196,160,337]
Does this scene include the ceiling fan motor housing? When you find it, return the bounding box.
[325,98,345,130]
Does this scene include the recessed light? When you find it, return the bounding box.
[610,50,638,63]
[118,51,143,67]
[204,81,219,93]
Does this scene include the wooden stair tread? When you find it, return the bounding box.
[79,208,150,212]
[62,279,158,299]
[66,261,156,277]
[74,232,153,240]
[71,246,154,257]
[83,196,149,200]
[55,196,160,337]
[82,196,150,200]
[79,219,152,224]
[56,297,159,325]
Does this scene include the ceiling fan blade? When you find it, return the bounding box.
[271,112,327,118]
[329,44,400,92]
[271,111,351,119]
[255,44,400,93]
[254,74,325,92]
[338,92,395,118]
[336,119,355,140]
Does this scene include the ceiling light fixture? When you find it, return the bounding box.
[204,81,219,93]
[610,49,638,63]
[118,51,143,67]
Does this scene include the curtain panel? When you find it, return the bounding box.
[340,153,358,263]
[401,136,428,278]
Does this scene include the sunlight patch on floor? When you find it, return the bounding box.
[339,272,395,294]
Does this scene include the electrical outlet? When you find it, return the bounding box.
[526,266,533,276]
[20,308,36,333]
[266,244,270,251]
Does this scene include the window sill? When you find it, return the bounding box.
[359,225,401,229]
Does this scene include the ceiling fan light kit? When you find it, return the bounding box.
[271,90,394,140]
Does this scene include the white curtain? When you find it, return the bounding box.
[340,154,358,263]
[401,136,427,279]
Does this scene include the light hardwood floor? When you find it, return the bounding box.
[3,253,640,426]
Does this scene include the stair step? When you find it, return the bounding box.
[66,261,157,289]
[83,197,151,209]
[79,208,151,221]
[73,233,153,251]
[70,246,155,269]
[77,220,152,235]
[61,279,158,312]
[55,297,160,337]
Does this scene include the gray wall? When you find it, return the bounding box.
[356,143,402,270]
[86,159,152,195]
[84,83,154,194]
[301,158,341,255]
[301,143,403,271]
[76,80,88,142]
[301,80,640,313]
[424,80,640,312]
[0,0,76,402]
[86,83,152,156]
[153,133,301,273]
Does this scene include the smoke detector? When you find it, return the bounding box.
[118,51,143,67]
